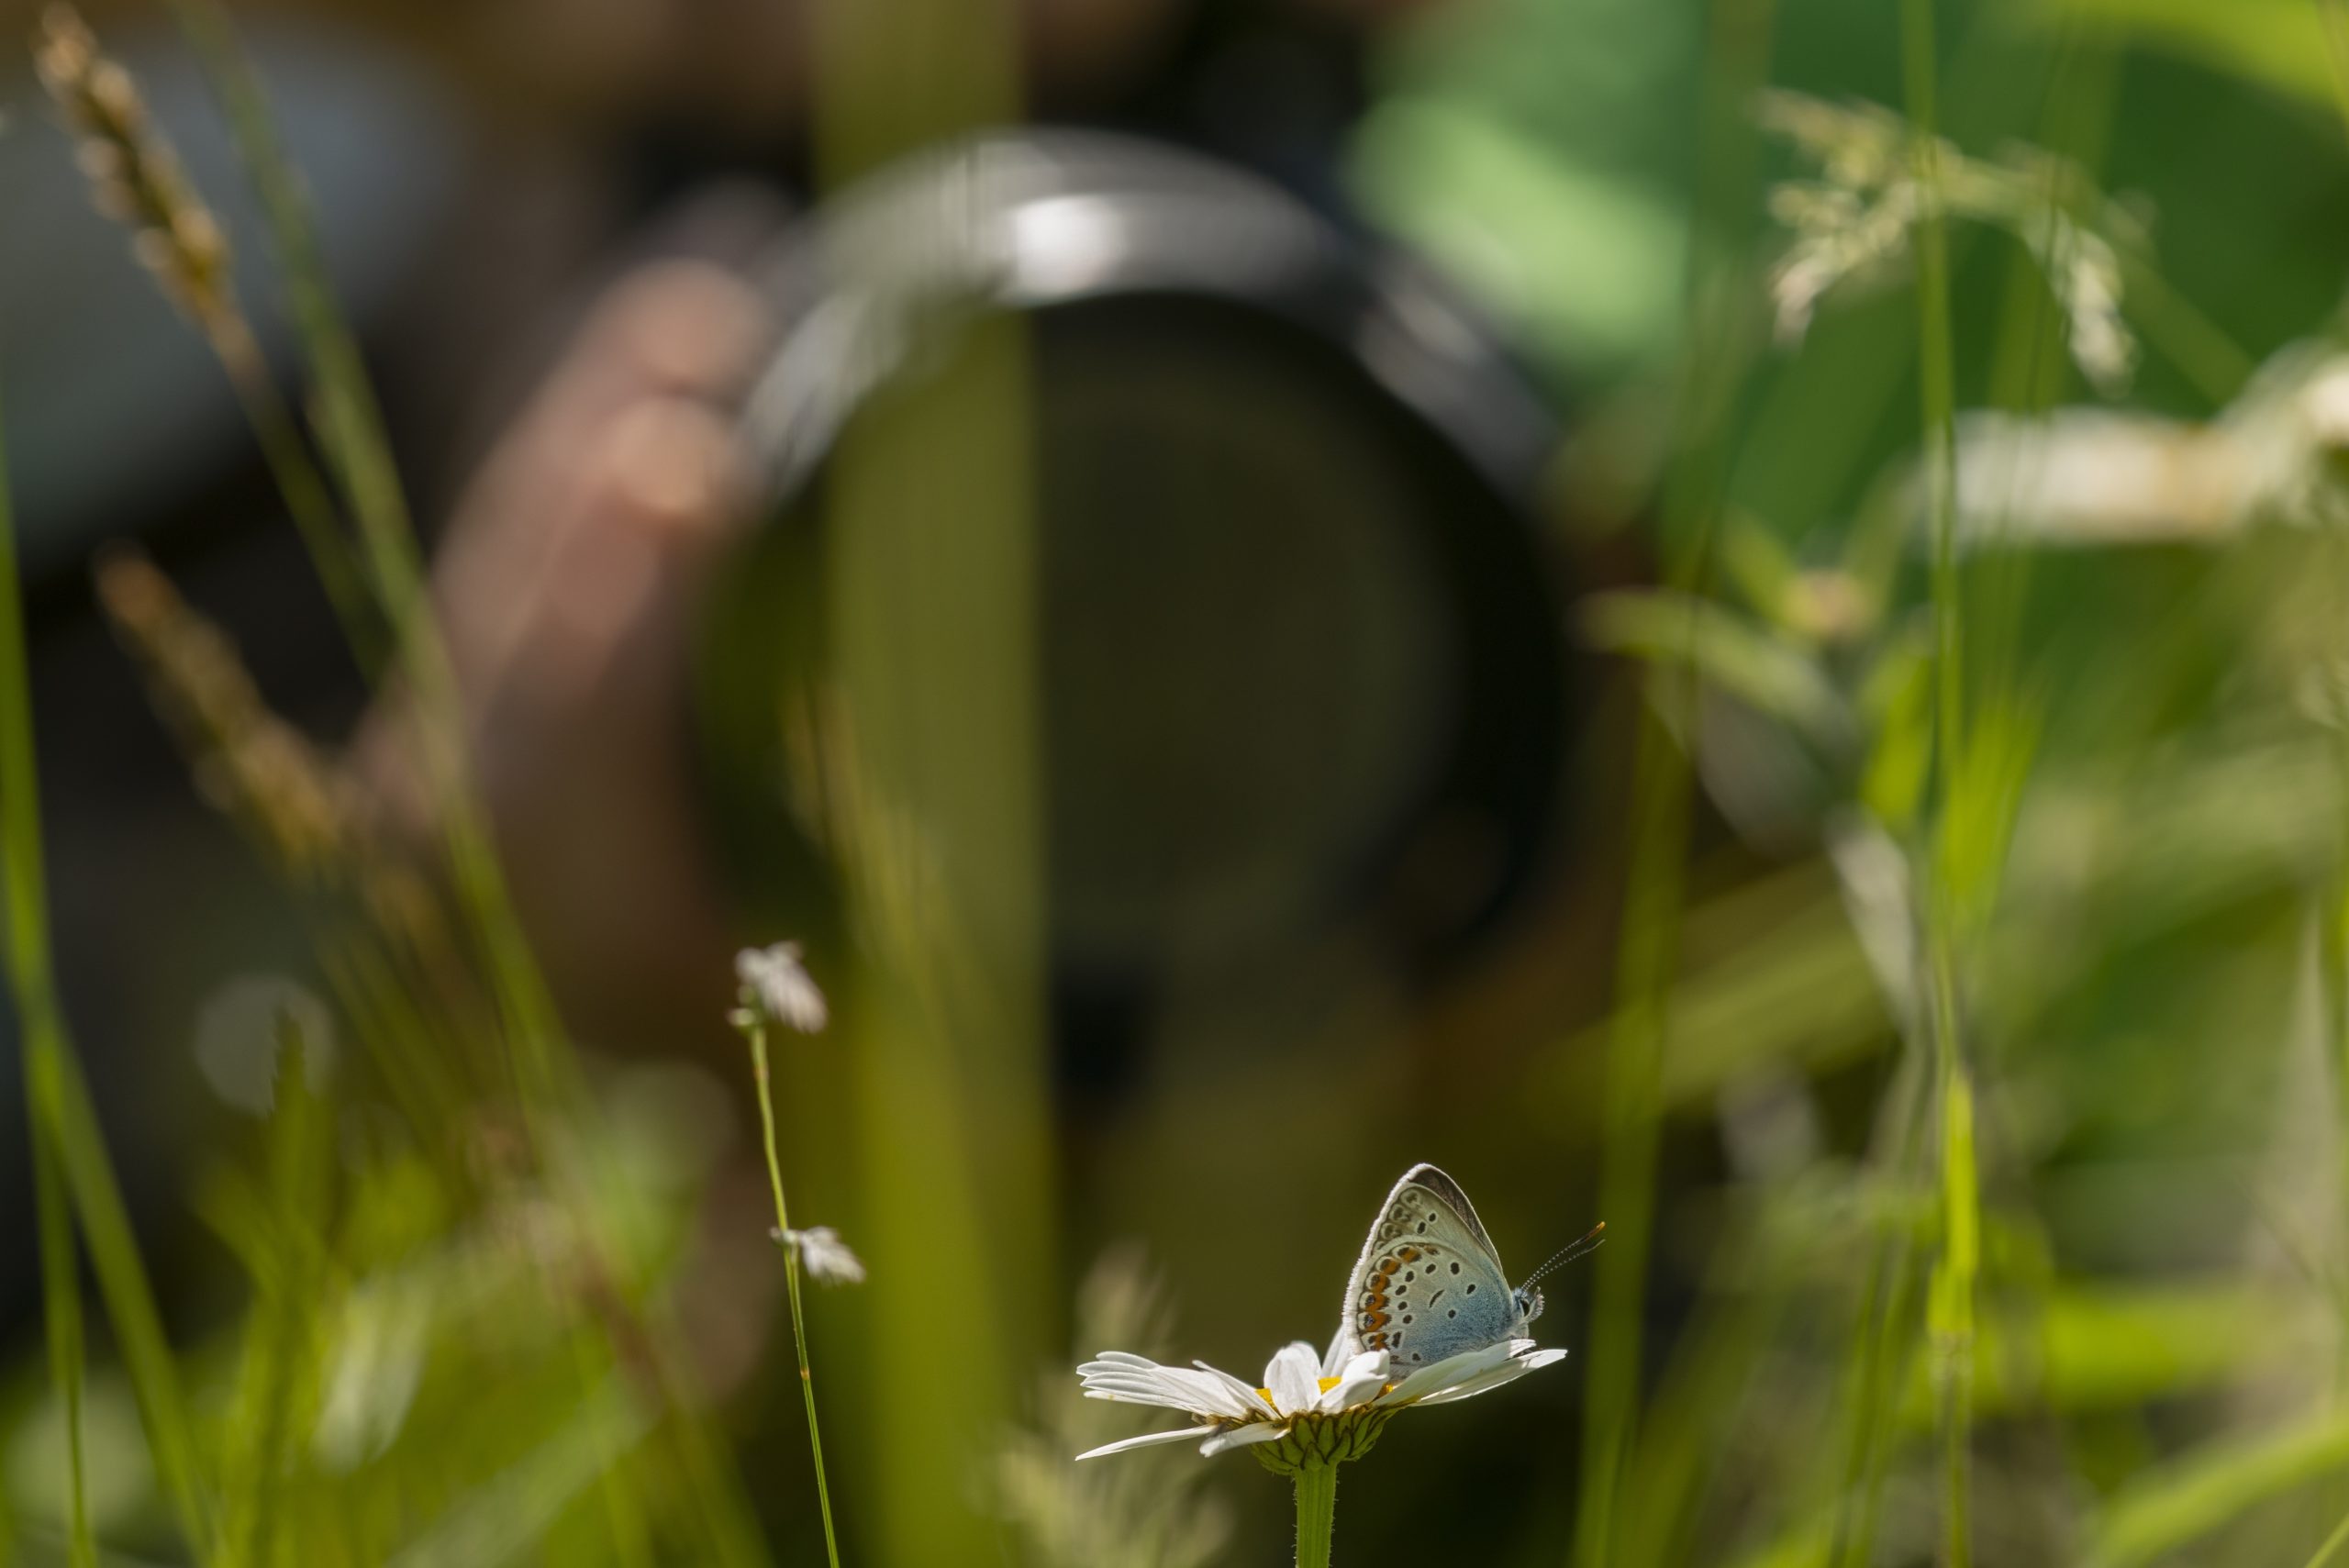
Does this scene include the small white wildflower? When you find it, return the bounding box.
[736,941,828,1033]
[775,1225,866,1285]
[1074,1331,1565,1474]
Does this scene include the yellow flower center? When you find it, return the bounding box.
[1253,1375,1397,1410]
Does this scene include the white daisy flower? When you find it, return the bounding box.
[735,942,828,1033]
[774,1225,866,1285]
[1074,1331,1565,1474]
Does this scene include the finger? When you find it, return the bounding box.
[563,258,773,410]
[436,262,768,663]
[504,393,746,717]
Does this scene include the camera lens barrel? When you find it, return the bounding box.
[697,130,1573,1000]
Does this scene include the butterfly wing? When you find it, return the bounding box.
[1337,1163,1527,1368]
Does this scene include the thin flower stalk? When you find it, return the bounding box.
[735,946,848,1568]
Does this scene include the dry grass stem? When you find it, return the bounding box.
[95,550,439,952]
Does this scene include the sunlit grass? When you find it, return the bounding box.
[0,325,216,1563]
[17,0,2349,1563]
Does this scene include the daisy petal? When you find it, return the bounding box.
[1413,1348,1565,1407]
[1318,1349,1391,1412]
[1194,1360,1271,1417]
[1200,1421,1290,1458]
[1262,1340,1323,1417]
[1077,1362,1261,1420]
[1075,1428,1210,1461]
[1375,1339,1525,1407]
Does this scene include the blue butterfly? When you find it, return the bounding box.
[1337,1163,1602,1368]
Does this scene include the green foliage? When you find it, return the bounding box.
[20,0,2349,1565]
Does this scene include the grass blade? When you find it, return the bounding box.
[0,353,214,1560]
[157,0,565,1105]
[1573,5,1780,1561]
[2091,1407,2349,1568]
[1896,3,1981,1564]
[30,1118,95,1568]
[133,17,768,1561]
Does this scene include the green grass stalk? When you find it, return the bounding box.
[0,374,215,1561]
[746,1019,844,1568]
[206,323,383,676]
[2305,1508,2349,1568]
[31,1119,95,1568]
[2316,0,2349,130]
[1826,1055,1931,1568]
[0,353,92,1568]
[1574,714,1688,1568]
[136,13,767,1560]
[158,0,566,1108]
[1573,5,1778,1562]
[2308,0,2349,1425]
[214,1023,329,1568]
[1899,2,1978,1564]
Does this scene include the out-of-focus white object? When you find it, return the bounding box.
[1943,342,2349,548]
[189,972,337,1114]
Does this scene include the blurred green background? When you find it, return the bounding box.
[9,0,2349,1564]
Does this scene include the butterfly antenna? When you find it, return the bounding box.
[1520,1221,1607,1291]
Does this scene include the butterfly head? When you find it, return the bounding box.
[1512,1282,1545,1329]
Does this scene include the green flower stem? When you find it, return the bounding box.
[747,1022,843,1568]
[1293,1460,1340,1568]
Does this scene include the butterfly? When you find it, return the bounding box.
[1337,1162,1603,1368]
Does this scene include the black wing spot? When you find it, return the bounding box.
[1451,1262,1461,1274]
[1465,1284,1476,1294]
[1448,1309,1458,1318]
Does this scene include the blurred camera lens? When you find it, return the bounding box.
[695,132,1573,1004]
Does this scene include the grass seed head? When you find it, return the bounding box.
[34,5,236,331]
